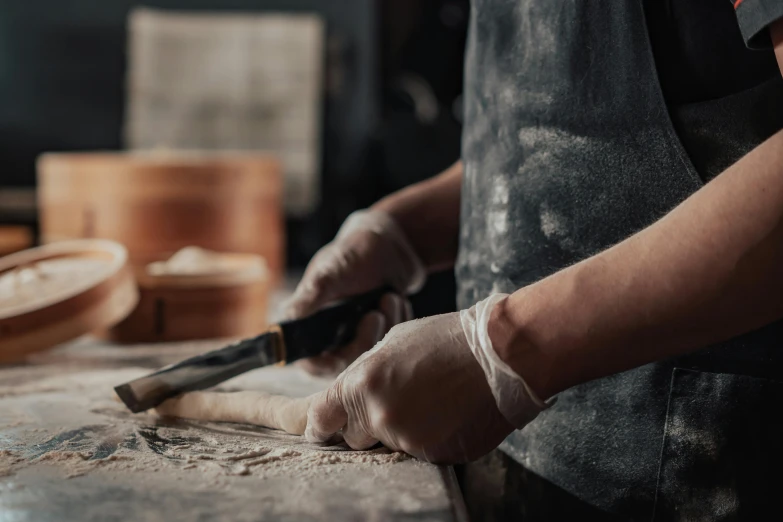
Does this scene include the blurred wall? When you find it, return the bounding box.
[0,0,469,315]
[0,0,377,191]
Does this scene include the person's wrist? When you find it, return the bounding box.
[487,293,559,401]
[371,165,461,273]
[370,199,420,255]
[461,294,550,428]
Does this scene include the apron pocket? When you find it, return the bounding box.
[653,368,783,522]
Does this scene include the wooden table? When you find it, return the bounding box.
[0,338,467,521]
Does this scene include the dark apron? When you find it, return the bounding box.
[457,0,783,520]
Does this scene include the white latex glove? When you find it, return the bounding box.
[285,210,426,376]
[304,294,549,463]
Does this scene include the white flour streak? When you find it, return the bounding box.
[490,178,510,206]
[539,204,566,239]
[488,211,508,236]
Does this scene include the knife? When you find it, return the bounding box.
[114,286,391,413]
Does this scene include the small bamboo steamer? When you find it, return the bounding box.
[0,240,138,363]
[108,248,270,343]
[37,151,284,282]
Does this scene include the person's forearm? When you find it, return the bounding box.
[373,161,462,272]
[773,19,783,73]
[489,129,783,400]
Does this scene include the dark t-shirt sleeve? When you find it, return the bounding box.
[732,0,783,49]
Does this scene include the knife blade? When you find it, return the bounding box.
[114,286,391,413]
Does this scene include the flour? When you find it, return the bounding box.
[0,257,114,314]
[0,361,412,483]
[0,367,150,398]
[34,451,136,479]
[1,404,413,482]
[539,202,567,239]
[0,450,24,477]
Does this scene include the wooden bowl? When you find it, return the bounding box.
[0,240,138,363]
[108,249,270,343]
[37,151,285,282]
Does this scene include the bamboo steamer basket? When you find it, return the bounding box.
[0,240,138,363]
[107,247,270,343]
[36,151,284,282]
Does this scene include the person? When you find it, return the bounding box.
[285,1,783,519]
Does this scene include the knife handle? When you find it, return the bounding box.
[279,286,394,361]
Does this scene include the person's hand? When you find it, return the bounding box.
[304,294,550,463]
[296,292,412,377]
[285,210,426,376]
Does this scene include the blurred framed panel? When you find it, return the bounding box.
[126,8,324,216]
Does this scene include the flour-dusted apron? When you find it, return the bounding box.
[458,0,783,519]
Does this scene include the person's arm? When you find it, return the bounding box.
[489,20,783,399]
[774,19,783,69]
[373,160,463,272]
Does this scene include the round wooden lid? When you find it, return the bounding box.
[0,240,139,363]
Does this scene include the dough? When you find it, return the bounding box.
[146,246,265,277]
[156,391,314,435]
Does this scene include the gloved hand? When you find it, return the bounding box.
[285,210,426,376]
[304,294,550,463]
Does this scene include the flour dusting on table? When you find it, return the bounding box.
[0,346,415,483]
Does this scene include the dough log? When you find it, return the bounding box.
[156,391,315,435]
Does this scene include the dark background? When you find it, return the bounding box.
[0,0,469,315]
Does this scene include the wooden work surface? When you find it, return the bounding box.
[0,337,467,521]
